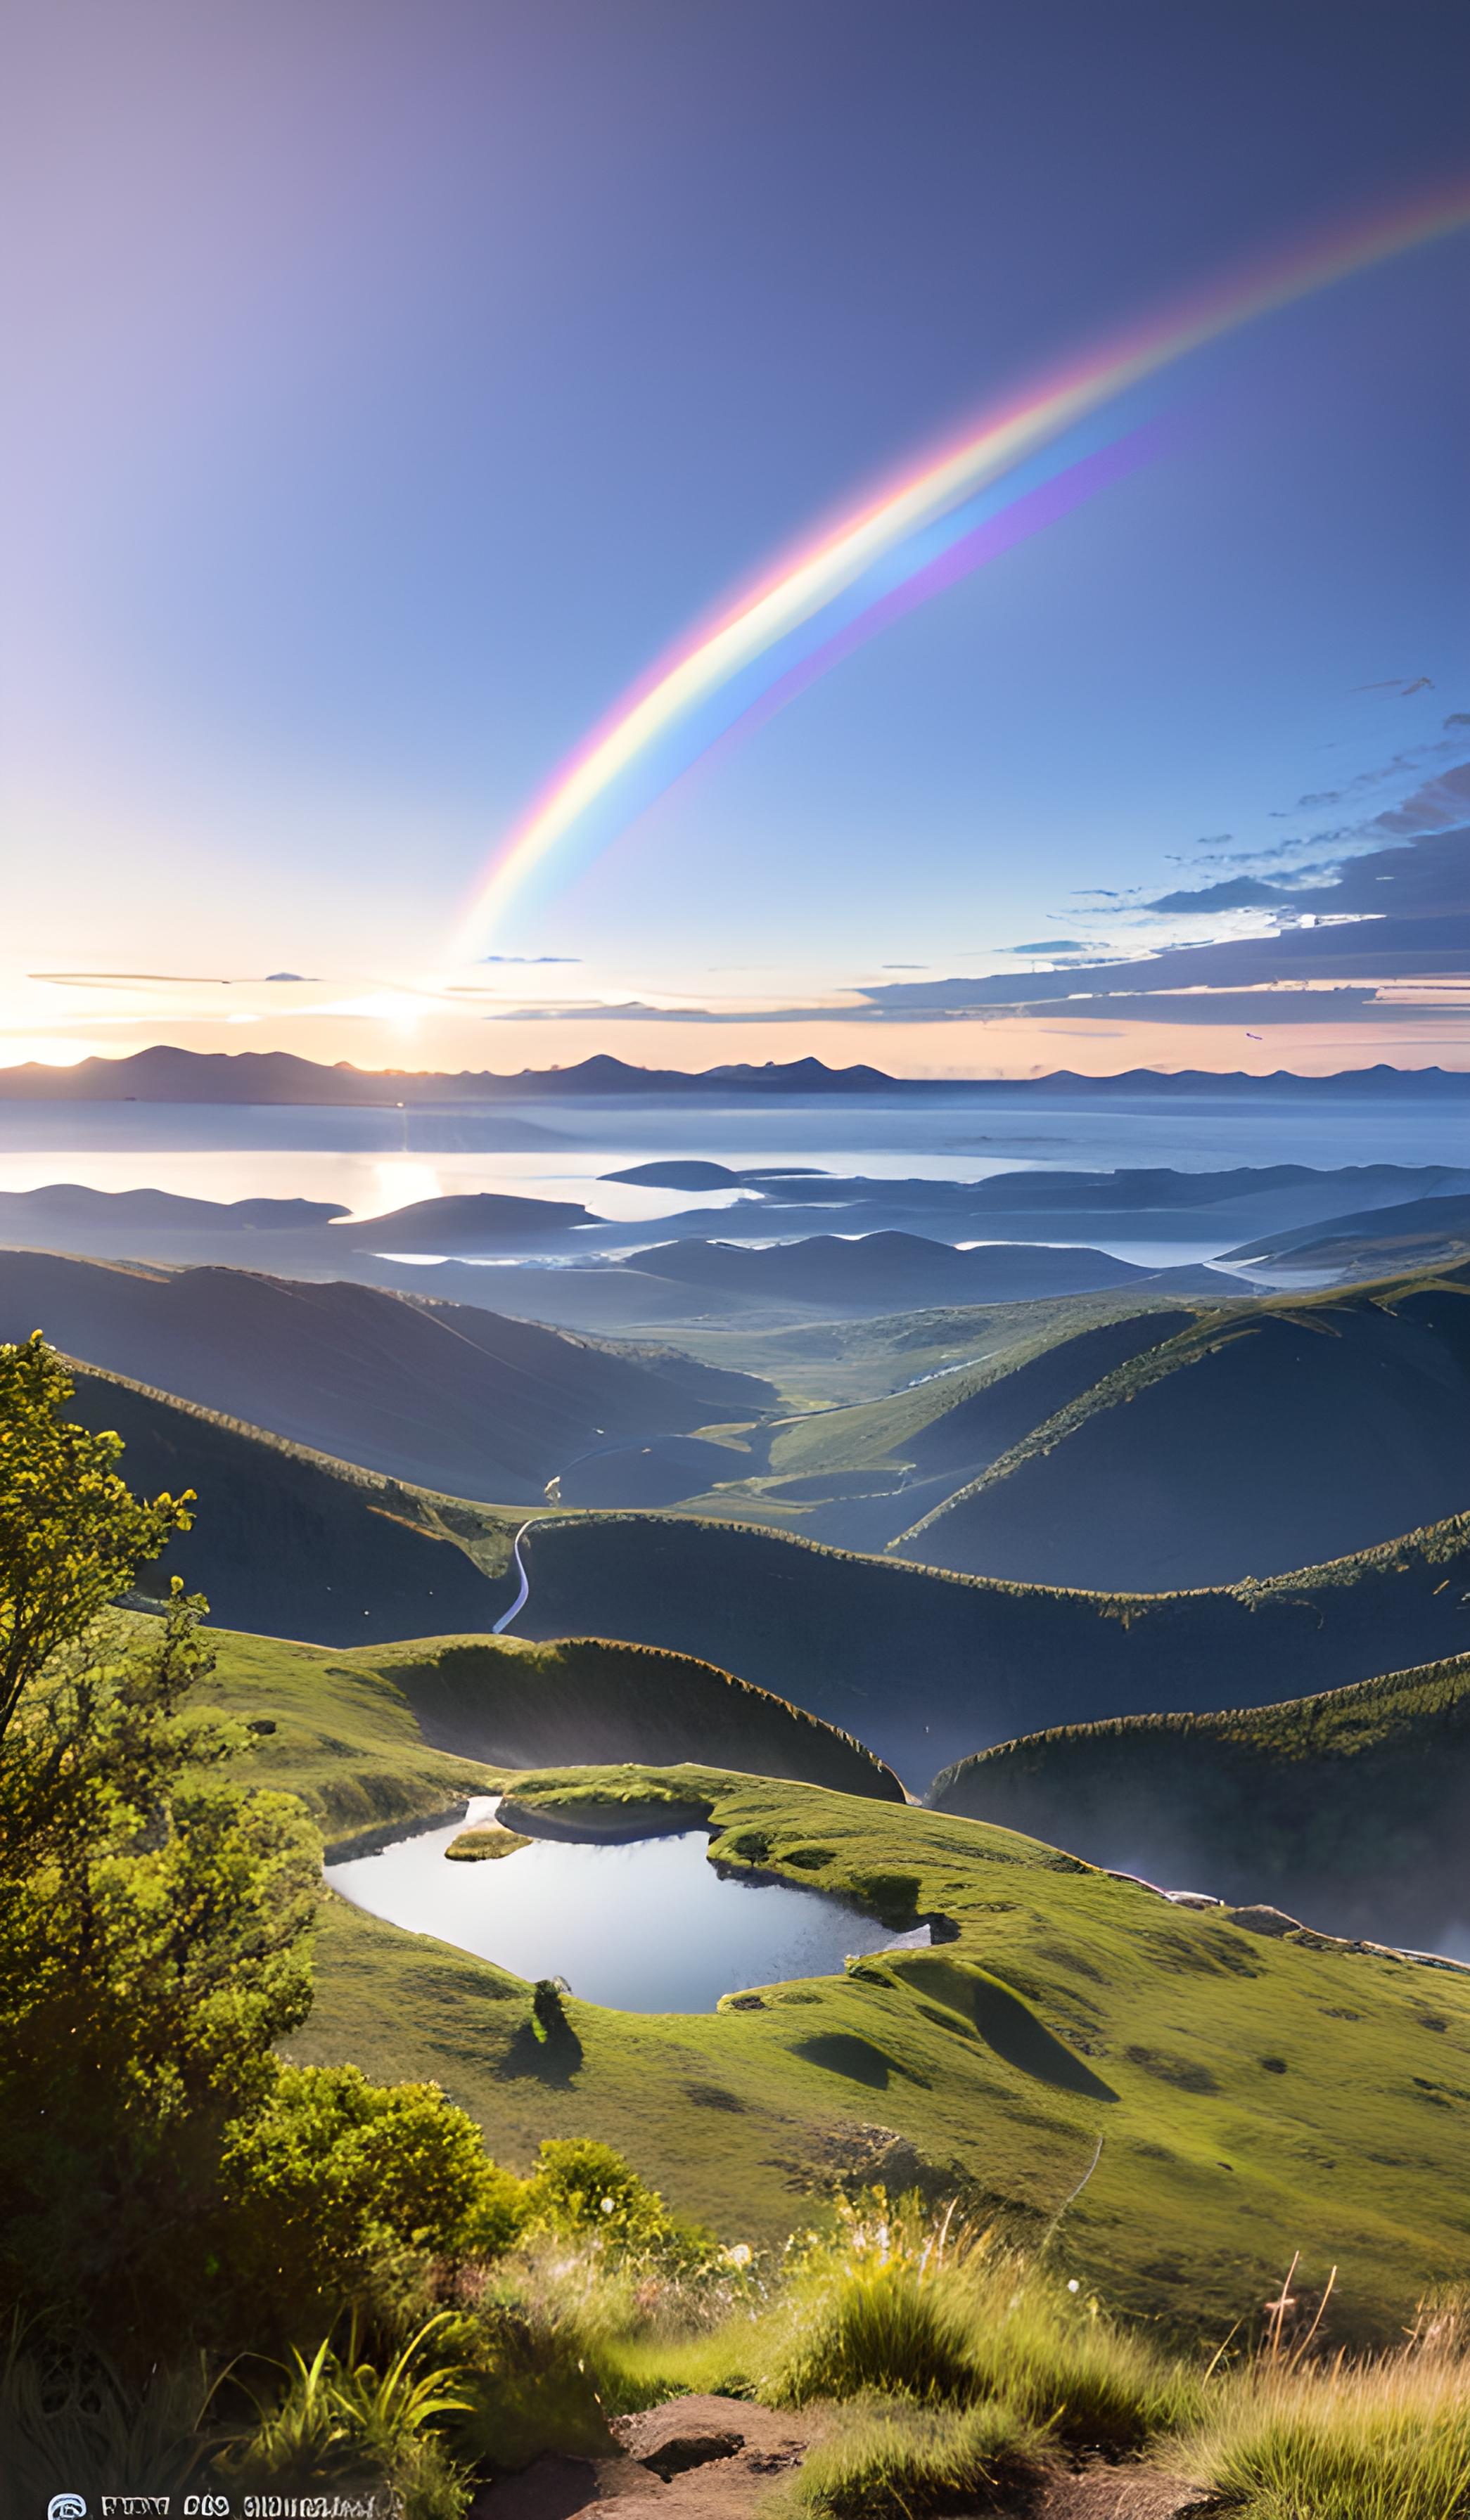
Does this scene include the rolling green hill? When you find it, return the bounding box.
[193,1621,902,1845]
[0,1248,772,1501]
[59,1351,1470,1792]
[509,1507,1470,1782]
[296,1756,1470,2337]
[929,1652,1470,1951]
[895,1261,1470,1589]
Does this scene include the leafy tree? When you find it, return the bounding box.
[0,1336,317,2348]
[0,1333,193,1744]
[0,1583,320,2346]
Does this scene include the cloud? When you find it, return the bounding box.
[1446,714,1470,731]
[31,971,236,986]
[479,953,581,965]
[1365,761,1470,839]
[1144,878,1288,913]
[265,971,319,982]
[1004,938,1087,953]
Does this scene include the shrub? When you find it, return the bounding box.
[217,2065,527,2335]
[532,1976,570,2037]
[522,2139,712,2268]
[796,2395,1042,2519]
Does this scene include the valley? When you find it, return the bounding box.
[8,1063,1470,2453]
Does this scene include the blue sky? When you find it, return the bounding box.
[3,0,1468,1074]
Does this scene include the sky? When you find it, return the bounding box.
[3,0,1469,1079]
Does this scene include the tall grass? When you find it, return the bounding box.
[765,2191,1191,2451]
[1184,2296,1470,2519]
[232,2314,473,2520]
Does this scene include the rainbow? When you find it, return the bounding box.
[454,182,1470,957]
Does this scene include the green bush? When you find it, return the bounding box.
[218,2065,527,2332]
[523,2139,712,2266]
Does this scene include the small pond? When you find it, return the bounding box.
[326,1798,928,2012]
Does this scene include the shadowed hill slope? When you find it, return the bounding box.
[615,1304,1208,1551]
[64,1364,511,1642]
[0,1249,771,1500]
[340,1634,903,1800]
[929,1654,1470,1951]
[895,1263,1470,1589]
[509,1508,1470,1782]
[1225,1191,1470,1280]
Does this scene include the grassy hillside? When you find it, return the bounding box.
[194,1621,902,1845]
[509,1508,1470,1783]
[930,1652,1470,1950]
[896,1261,1470,1589]
[554,1304,1210,1543]
[67,1362,517,1641]
[297,1759,1470,2338]
[1225,1188,1470,1274]
[0,1248,772,1501]
[627,1285,1221,1409]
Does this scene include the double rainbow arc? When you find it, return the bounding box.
[454,181,1470,958]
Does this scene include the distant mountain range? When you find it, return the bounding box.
[5,1043,1470,1105]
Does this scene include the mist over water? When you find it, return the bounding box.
[2,1090,1464,1255]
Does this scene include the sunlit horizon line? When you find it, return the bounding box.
[453,176,1470,956]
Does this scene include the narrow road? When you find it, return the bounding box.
[493,1522,532,1633]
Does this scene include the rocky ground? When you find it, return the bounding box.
[471,2395,1211,2520]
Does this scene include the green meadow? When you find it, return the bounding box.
[238,1666,1470,2338]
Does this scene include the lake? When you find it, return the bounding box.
[2,1092,1466,1261]
[326,1797,929,2011]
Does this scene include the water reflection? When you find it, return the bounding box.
[326,1798,928,2012]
